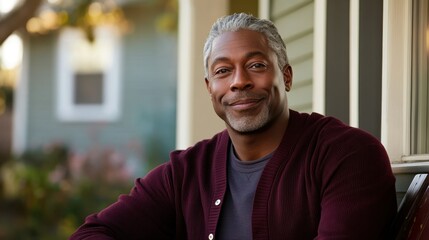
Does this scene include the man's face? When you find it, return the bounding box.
[205,30,292,133]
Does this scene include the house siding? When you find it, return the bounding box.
[271,0,314,113]
[25,4,177,174]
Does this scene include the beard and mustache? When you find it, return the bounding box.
[222,91,271,133]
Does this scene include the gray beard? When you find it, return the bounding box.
[225,105,270,133]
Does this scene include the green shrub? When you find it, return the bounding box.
[0,144,133,240]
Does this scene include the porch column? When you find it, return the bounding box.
[176,0,228,149]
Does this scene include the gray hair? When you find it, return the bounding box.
[203,13,289,77]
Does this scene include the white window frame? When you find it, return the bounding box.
[56,26,122,122]
[382,0,429,172]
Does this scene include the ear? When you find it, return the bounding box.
[205,77,212,95]
[282,64,293,92]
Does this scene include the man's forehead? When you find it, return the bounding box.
[211,29,267,47]
[208,30,270,62]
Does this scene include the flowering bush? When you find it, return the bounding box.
[0,143,134,240]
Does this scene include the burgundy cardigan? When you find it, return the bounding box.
[70,110,397,240]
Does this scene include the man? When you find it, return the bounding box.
[70,13,397,239]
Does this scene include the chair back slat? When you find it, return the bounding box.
[405,186,429,239]
[393,173,429,240]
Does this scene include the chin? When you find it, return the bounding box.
[228,116,270,134]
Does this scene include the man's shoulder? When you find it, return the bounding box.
[289,110,389,168]
[291,110,381,146]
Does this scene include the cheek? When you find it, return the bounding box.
[210,79,226,89]
[272,72,286,92]
[274,81,286,99]
[265,77,286,102]
[209,81,229,100]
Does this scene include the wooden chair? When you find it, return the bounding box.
[392,173,429,239]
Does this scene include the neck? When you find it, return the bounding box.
[227,108,290,161]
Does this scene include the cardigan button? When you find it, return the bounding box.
[208,233,214,239]
[215,199,221,206]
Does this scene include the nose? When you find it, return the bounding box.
[230,68,253,91]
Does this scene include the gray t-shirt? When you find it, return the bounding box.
[216,144,272,239]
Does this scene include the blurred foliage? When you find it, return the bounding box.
[26,0,178,42]
[27,0,130,42]
[154,0,178,33]
[0,143,133,240]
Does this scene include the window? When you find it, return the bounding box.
[56,26,121,122]
[410,0,429,155]
[383,0,429,167]
[74,72,104,105]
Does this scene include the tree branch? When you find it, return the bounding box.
[0,0,43,45]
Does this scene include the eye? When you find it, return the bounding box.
[249,62,267,70]
[214,68,230,75]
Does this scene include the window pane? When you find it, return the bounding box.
[411,0,429,154]
[74,72,104,105]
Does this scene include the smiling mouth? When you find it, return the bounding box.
[228,98,263,111]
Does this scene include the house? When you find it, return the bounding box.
[10,0,178,175]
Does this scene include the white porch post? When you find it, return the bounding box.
[176,0,228,149]
[313,0,326,115]
[12,36,29,154]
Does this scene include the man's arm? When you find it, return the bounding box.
[317,142,397,239]
[69,163,176,240]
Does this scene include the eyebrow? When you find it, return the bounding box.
[209,51,268,70]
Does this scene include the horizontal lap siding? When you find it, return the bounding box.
[271,0,314,113]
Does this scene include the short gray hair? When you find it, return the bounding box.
[203,13,289,77]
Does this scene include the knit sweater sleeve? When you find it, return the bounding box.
[69,163,176,240]
[315,129,397,239]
